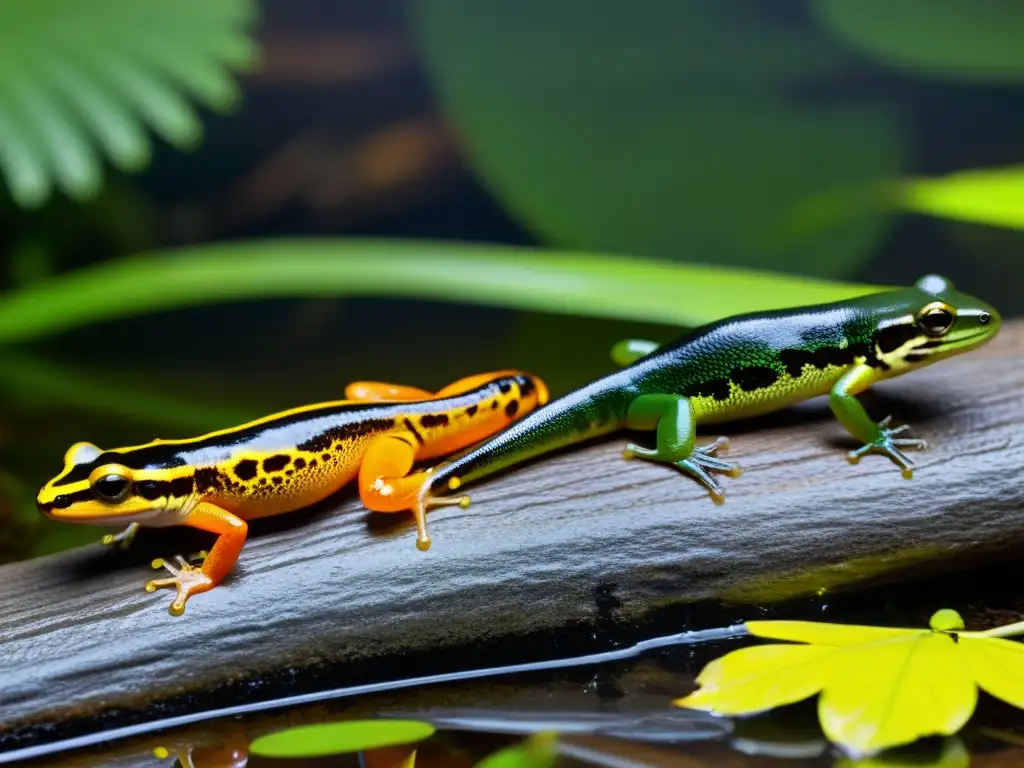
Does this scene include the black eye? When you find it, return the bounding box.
[93,474,129,503]
[979,312,991,325]
[53,494,71,509]
[920,307,954,336]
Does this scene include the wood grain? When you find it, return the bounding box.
[1,320,1021,747]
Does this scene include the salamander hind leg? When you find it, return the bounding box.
[145,503,248,616]
[358,434,469,551]
[345,381,434,402]
[623,394,742,504]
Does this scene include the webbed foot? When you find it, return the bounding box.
[412,481,471,552]
[624,436,742,504]
[101,522,139,550]
[846,416,927,479]
[145,551,212,616]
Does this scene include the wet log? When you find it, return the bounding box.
[1,320,1022,751]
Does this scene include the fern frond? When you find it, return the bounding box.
[0,0,259,208]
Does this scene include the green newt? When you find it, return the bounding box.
[36,370,548,615]
[410,275,1000,543]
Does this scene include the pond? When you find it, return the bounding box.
[6,520,1024,766]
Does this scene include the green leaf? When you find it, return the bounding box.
[249,719,435,759]
[0,239,886,343]
[474,732,558,768]
[0,0,259,208]
[812,0,1024,82]
[900,166,1024,230]
[413,0,904,278]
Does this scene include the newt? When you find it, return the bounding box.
[401,275,999,545]
[36,370,548,615]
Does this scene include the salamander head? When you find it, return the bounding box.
[871,274,1001,372]
[36,442,177,524]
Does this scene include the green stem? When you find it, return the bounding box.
[968,621,1024,639]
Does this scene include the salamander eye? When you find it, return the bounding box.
[93,474,130,503]
[919,305,954,337]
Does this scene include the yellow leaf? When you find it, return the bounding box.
[676,609,1024,757]
[901,165,1024,230]
[677,644,839,715]
[818,633,975,756]
[746,620,919,646]
[960,635,1024,709]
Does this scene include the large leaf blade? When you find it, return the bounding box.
[677,644,839,715]
[813,0,1024,82]
[746,620,921,647]
[0,240,885,343]
[960,635,1024,710]
[900,166,1024,230]
[413,0,904,278]
[819,633,975,756]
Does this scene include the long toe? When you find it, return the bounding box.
[679,459,726,500]
[693,454,739,473]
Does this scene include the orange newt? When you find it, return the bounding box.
[36,371,548,615]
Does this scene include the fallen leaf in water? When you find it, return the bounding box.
[676,609,1024,757]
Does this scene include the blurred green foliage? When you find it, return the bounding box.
[813,0,1024,82]
[474,732,558,768]
[0,0,258,208]
[902,167,1024,230]
[0,0,1019,344]
[412,0,904,279]
[0,465,101,557]
[0,179,161,293]
[0,353,256,430]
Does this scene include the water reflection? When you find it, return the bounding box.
[9,628,1024,767]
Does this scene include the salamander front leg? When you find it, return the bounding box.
[623,393,742,503]
[101,522,139,550]
[358,434,469,551]
[146,503,248,616]
[830,364,927,479]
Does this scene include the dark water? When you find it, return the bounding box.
[3,0,1024,765]
[10,562,1024,768]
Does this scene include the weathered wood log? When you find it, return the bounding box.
[1,320,1022,751]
